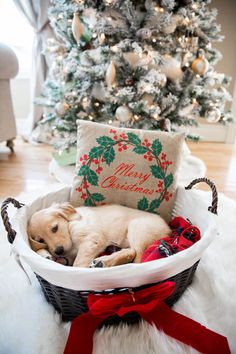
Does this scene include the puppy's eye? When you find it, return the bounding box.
[51,225,58,233]
[38,238,45,243]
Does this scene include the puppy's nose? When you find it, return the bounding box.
[55,246,64,255]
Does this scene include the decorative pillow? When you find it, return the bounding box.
[70,120,185,221]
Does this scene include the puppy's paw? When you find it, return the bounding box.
[90,259,104,268]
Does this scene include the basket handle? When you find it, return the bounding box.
[185,177,218,215]
[1,198,25,244]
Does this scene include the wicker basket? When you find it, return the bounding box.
[1,177,218,324]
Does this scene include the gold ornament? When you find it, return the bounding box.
[142,93,154,107]
[98,33,106,44]
[72,13,84,45]
[106,61,116,87]
[115,106,133,122]
[191,54,209,76]
[205,107,221,123]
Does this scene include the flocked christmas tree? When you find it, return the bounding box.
[38,0,233,159]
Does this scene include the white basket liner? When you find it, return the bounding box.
[11,186,218,291]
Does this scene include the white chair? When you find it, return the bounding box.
[0,43,19,152]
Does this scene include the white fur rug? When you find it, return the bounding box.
[0,187,236,354]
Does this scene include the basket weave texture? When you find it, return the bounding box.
[1,178,218,324]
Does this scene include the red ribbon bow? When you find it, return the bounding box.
[64,282,230,354]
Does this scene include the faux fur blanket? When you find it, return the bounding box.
[0,187,235,354]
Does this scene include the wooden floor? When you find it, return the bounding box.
[0,137,236,200]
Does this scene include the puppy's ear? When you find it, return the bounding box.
[29,237,47,252]
[56,203,78,221]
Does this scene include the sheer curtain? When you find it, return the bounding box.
[13,0,53,137]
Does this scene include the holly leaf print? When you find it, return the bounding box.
[149,199,161,212]
[133,146,149,154]
[84,198,94,206]
[137,197,149,211]
[78,165,89,176]
[97,136,114,146]
[164,173,173,189]
[152,139,162,156]
[87,168,99,186]
[127,132,141,145]
[91,193,105,202]
[103,146,115,165]
[150,165,165,179]
[89,146,104,159]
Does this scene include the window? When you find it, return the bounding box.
[0,0,34,78]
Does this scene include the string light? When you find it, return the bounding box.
[89,115,94,120]
[152,38,157,43]
[94,102,100,107]
[155,6,164,13]
[192,3,198,10]
[111,45,118,52]
[99,33,106,44]
[134,115,140,121]
[108,120,113,124]
[153,114,160,121]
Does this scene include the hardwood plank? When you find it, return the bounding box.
[0,138,235,200]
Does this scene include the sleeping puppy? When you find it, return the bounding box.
[28,203,171,268]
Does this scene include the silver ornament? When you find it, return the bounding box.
[55,102,70,116]
[115,106,133,122]
[137,28,152,39]
[205,108,221,123]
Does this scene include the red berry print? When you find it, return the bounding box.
[161,153,166,160]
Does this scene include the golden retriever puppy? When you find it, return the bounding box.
[28,203,171,268]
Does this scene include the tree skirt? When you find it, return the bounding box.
[0,187,235,354]
[49,146,206,187]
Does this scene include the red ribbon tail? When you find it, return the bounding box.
[63,312,104,354]
[143,302,231,354]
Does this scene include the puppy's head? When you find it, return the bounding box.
[28,203,78,256]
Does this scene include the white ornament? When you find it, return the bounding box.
[106,61,116,87]
[123,52,151,69]
[82,8,97,27]
[160,55,183,81]
[72,13,84,45]
[80,48,102,66]
[91,83,106,102]
[161,15,181,35]
[205,108,221,123]
[115,106,133,122]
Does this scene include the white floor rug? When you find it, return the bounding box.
[0,187,235,354]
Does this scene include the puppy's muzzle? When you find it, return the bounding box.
[55,246,65,256]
